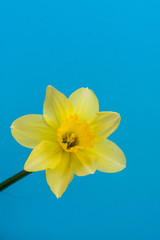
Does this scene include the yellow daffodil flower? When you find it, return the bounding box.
[11,86,126,198]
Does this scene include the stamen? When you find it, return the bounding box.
[62,133,79,150]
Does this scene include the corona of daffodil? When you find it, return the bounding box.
[11,86,126,198]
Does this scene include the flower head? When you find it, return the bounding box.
[11,86,126,198]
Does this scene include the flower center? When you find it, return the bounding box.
[57,114,95,152]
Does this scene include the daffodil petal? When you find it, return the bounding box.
[71,149,97,176]
[88,112,121,142]
[69,88,99,121]
[43,86,73,129]
[94,139,126,173]
[46,151,74,198]
[11,114,57,148]
[24,141,62,172]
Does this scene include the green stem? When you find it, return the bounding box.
[0,170,32,191]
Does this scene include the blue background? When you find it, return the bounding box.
[0,0,160,239]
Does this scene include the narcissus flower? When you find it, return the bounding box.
[11,86,126,198]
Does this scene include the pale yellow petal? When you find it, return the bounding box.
[71,149,97,176]
[24,141,62,172]
[69,88,99,121]
[46,151,74,198]
[94,139,126,173]
[43,86,73,129]
[11,114,57,148]
[88,112,121,143]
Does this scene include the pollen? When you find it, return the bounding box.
[57,114,95,152]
